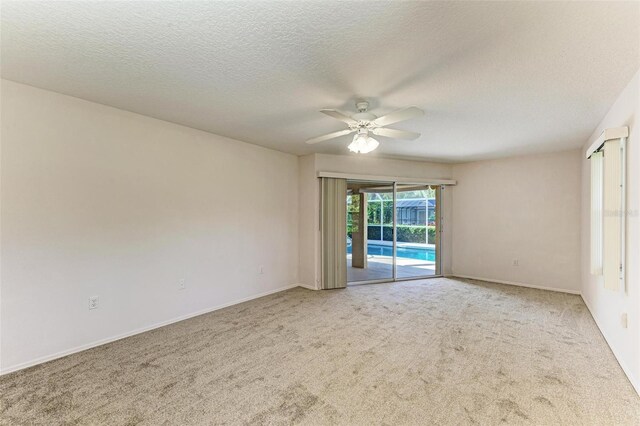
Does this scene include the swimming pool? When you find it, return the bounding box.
[347,243,435,262]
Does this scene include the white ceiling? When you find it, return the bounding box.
[2,1,639,162]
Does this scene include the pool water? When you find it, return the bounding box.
[347,243,436,262]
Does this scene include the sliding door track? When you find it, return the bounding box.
[347,275,443,287]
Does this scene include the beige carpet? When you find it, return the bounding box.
[1,278,639,425]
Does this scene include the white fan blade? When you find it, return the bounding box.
[372,128,420,140]
[320,109,357,125]
[373,106,424,127]
[305,129,354,145]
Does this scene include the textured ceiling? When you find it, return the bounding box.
[2,1,639,162]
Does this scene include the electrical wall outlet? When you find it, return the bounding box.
[512,259,519,266]
[178,279,186,290]
[259,266,264,274]
[88,296,99,310]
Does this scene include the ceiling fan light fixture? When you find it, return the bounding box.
[306,101,423,150]
[348,132,379,154]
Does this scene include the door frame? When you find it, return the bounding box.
[346,179,443,285]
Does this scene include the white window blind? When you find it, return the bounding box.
[590,151,603,275]
[603,139,623,291]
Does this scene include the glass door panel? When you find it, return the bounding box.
[346,180,394,284]
[394,184,440,279]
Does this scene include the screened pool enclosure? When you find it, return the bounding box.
[345,180,440,284]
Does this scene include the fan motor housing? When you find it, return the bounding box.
[351,112,377,122]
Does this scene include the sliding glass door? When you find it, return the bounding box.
[394,184,440,279]
[347,181,394,283]
[346,180,440,285]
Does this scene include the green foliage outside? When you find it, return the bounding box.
[367,200,396,225]
[368,225,436,244]
[350,191,437,244]
[346,194,360,238]
[427,226,436,244]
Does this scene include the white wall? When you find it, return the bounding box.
[0,80,299,373]
[581,70,640,393]
[451,150,582,293]
[297,154,319,289]
[298,153,454,289]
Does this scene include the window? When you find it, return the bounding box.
[586,127,627,291]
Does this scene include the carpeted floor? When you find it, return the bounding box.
[1,278,639,425]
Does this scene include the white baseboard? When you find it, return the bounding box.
[581,296,640,396]
[296,283,318,291]
[449,274,581,295]
[0,284,301,376]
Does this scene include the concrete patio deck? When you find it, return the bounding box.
[347,255,436,283]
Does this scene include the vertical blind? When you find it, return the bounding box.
[590,151,603,275]
[602,139,623,291]
[320,178,347,289]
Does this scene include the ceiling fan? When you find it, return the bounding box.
[305,100,424,153]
